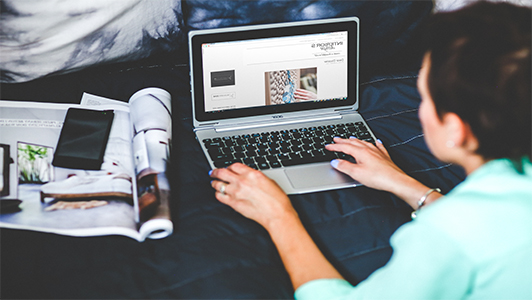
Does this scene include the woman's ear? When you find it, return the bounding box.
[442,112,479,152]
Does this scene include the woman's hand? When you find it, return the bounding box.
[325,137,440,208]
[210,163,344,290]
[210,163,298,230]
[325,137,406,192]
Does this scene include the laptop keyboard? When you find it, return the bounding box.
[203,122,374,170]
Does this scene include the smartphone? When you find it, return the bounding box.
[52,108,114,170]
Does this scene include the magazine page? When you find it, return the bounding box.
[81,89,173,240]
[0,100,146,241]
[79,93,140,221]
[128,88,173,239]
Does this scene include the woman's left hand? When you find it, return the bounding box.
[325,137,407,193]
[210,163,298,230]
[325,137,439,208]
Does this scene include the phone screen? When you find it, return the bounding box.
[52,108,114,170]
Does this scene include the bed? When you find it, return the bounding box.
[0,1,466,298]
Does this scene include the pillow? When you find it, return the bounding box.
[0,0,184,83]
[183,0,433,79]
[433,0,531,12]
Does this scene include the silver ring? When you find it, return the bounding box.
[219,183,226,195]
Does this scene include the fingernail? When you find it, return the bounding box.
[349,136,357,139]
[333,136,341,139]
[208,170,213,176]
[376,139,383,144]
[330,159,339,168]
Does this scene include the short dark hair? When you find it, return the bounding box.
[424,1,531,172]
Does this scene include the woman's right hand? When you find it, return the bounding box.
[210,163,298,230]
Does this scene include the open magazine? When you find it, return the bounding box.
[0,88,172,242]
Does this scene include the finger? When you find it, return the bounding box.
[210,167,239,184]
[346,136,373,146]
[325,141,361,155]
[333,136,381,151]
[211,179,223,191]
[374,139,391,158]
[330,158,360,177]
[215,190,234,205]
[212,180,233,197]
[332,137,366,146]
[227,162,254,175]
[214,186,241,209]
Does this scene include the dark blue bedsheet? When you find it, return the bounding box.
[0,62,465,298]
[0,1,467,299]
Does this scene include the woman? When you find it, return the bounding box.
[210,2,531,299]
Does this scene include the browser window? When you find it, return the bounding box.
[201,31,348,112]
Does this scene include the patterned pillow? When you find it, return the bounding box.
[0,0,184,83]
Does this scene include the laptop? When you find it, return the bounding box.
[188,16,377,194]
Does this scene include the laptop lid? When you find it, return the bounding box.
[189,17,360,131]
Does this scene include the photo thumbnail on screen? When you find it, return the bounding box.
[265,68,317,105]
[211,70,235,88]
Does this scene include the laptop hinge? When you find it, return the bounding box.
[198,122,218,127]
[213,114,342,133]
[335,107,356,114]
[194,123,218,132]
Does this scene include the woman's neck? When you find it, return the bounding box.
[456,153,488,175]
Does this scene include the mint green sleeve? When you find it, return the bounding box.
[294,221,474,300]
[295,279,354,300]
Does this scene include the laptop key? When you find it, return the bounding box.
[270,148,281,155]
[281,157,311,167]
[220,146,232,154]
[301,151,313,159]
[255,156,267,164]
[245,150,258,158]
[277,153,292,162]
[257,162,270,170]
[234,138,246,146]
[357,132,371,139]
[233,145,246,153]
[279,146,292,153]
[208,148,224,157]
[205,141,223,148]
[234,152,246,158]
[257,143,269,150]
[212,153,232,161]
[214,159,237,168]
[270,160,282,168]
[242,157,254,165]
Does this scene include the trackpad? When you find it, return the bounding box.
[284,163,356,189]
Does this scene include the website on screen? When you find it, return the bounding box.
[201,31,348,112]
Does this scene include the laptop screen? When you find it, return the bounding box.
[189,18,359,122]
